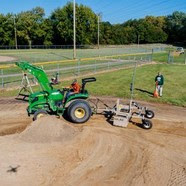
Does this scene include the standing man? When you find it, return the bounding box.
[155,72,164,97]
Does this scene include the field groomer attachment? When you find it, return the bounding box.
[91,98,154,129]
[90,61,155,130]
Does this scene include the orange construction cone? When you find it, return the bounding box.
[153,89,159,98]
[153,82,159,98]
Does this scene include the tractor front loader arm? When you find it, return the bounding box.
[16,61,53,93]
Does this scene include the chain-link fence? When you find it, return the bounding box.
[0,56,152,89]
[0,45,163,63]
[0,45,180,89]
[0,44,170,50]
[167,49,186,64]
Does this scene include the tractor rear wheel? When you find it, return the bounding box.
[67,100,91,123]
[33,110,48,121]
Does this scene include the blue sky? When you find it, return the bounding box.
[0,0,185,23]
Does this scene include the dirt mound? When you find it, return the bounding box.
[18,116,78,143]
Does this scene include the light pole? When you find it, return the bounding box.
[97,13,102,49]
[13,15,18,49]
[97,14,100,49]
[73,0,76,59]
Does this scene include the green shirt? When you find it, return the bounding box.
[155,75,164,85]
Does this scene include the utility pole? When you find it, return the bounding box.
[73,0,76,59]
[97,14,100,49]
[13,15,18,49]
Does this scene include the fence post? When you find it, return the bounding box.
[57,63,60,80]
[184,51,186,65]
[151,48,154,62]
[1,69,4,88]
[77,59,80,76]
[107,61,110,70]
[168,50,171,64]
[94,60,97,73]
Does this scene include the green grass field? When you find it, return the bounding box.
[1,63,186,107]
[0,46,185,107]
[0,47,150,64]
[89,64,186,106]
[153,52,186,64]
[0,46,153,87]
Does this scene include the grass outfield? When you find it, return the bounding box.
[0,47,149,64]
[115,52,186,64]
[153,52,186,64]
[0,64,186,106]
[87,63,186,106]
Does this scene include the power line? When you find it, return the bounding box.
[105,0,169,15]
[94,0,118,13]
[103,0,151,16]
[105,0,180,22]
[110,4,186,23]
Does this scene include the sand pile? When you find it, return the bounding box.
[18,116,78,143]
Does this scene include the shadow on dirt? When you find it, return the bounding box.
[130,121,144,129]
[135,88,153,97]
[15,97,29,102]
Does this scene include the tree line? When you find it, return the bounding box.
[0,2,185,46]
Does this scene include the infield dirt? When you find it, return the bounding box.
[0,97,186,186]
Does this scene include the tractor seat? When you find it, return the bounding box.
[81,77,96,93]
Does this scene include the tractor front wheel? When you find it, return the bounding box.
[33,110,48,121]
[67,100,91,123]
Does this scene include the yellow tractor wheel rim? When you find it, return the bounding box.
[74,108,85,119]
[37,113,45,119]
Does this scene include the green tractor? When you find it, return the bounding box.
[16,61,96,123]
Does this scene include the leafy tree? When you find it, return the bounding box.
[16,7,52,45]
[0,13,15,45]
[166,11,186,42]
[0,4,185,46]
[100,22,114,44]
[51,2,97,45]
[122,17,167,44]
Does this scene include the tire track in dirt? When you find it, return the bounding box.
[0,97,31,135]
[48,117,186,186]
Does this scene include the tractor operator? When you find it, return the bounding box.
[155,72,164,97]
[65,79,81,99]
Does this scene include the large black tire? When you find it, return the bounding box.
[67,100,92,123]
[33,110,48,121]
[145,110,155,119]
[142,119,153,130]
